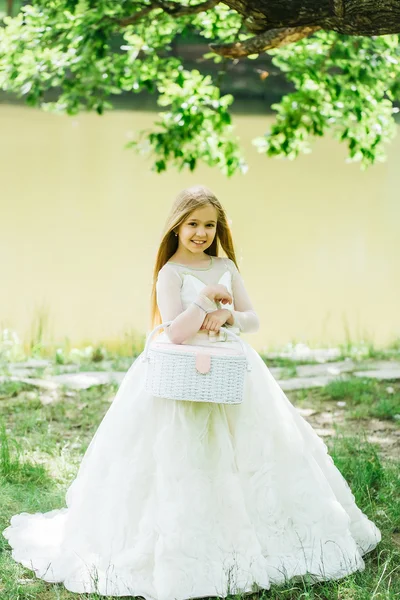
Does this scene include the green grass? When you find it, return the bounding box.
[0,380,35,399]
[322,379,400,421]
[0,382,399,599]
[2,319,400,375]
[0,384,118,458]
[261,356,309,368]
[0,422,50,486]
[0,319,145,371]
[338,336,400,362]
[289,378,400,422]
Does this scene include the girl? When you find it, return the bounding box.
[3,185,381,600]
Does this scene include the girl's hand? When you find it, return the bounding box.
[203,284,232,305]
[200,309,232,333]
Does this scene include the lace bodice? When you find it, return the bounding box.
[155,255,259,344]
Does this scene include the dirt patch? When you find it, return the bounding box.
[297,405,400,461]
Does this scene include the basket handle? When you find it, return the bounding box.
[142,321,250,368]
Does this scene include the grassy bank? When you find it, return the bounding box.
[0,379,399,599]
[292,378,400,422]
[2,324,400,373]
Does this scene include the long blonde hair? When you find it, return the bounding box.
[150,185,239,328]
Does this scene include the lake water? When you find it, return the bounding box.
[1,104,399,352]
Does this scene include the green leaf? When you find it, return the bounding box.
[0,6,398,174]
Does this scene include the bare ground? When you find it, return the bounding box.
[296,404,400,461]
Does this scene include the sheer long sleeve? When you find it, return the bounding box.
[224,258,260,334]
[156,265,216,344]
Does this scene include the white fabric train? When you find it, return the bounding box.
[3,257,381,600]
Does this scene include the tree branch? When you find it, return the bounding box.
[117,5,154,25]
[333,0,345,18]
[210,24,321,57]
[117,0,219,26]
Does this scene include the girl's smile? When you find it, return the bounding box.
[173,204,218,261]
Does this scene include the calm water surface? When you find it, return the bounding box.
[1,105,399,352]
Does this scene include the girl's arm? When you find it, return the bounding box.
[156,265,216,344]
[224,258,260,333]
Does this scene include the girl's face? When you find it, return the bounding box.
[175,204,218,255]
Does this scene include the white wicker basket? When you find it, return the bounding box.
[142,322,251,404]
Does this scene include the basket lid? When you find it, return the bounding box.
[149,341,243,357]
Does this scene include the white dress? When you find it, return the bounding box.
[3,255,381,600]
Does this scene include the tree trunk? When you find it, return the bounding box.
[221,0,400,35]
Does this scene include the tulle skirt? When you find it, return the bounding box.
[2,337,381,600]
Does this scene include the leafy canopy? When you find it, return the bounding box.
[0,0,399,175]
